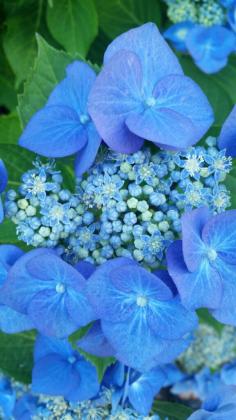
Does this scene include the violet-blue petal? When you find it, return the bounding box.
[147,296,198,340]
[75,260,96,279]
[32,353,80,397]
[0,244,24,286]
[202,209,236,265]
[71,360,99,402]
[126,75,213,149]
[0,248,55,312]
[66,286,96,327]
[0,159,8,193]
[34,334,72,362]
[74,124,101,176]
[167,241,223,309]
[0,197,3,224]
[104,22,183,87]
[218,105,236,157]
[19,105,88,157]
[47,61,96,112]
[153,270,178,296]
[128,380,155,416]
[181,207,211,272]
[0,305,33,333]
[88,50,144,153]
[103,362,125,388]
[28,289,78,337]
[77,321,115,357]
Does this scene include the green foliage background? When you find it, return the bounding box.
[0,0,236,417]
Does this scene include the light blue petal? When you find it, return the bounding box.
[47,61,96,113]
[211,262,236,326]
[34,335,72,362]
[88,50,144,153]
[71,360,99,402]
[181,207,211,272]
[0,244,24,269]
[218,105,236,156]
[128,380,155,415]
[221,363,236,386]
[202,210,236,265]
[19,105,87,157]
[74,124,101,176]
[167,241,223,309]
[77,321,115,357]
[0,305,33,333]
[104,22,183,91]
[66,287,96,327]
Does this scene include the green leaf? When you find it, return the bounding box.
[3,0,44,87]
[17,35,74,126]
[94,0,163,39]
[0,144,35,188]
[179,56,233,128]
[0,38,17,110]
[197,308,224,335]
[0,219,19,245]
[152,400,194,420]
[80,352,115,382]
[0,113,21,144]
[0,330,36,383]
[46,0,98,56]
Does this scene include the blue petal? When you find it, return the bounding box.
[164,21,195,53]
[32,354,80,397]
[75,260,96,279]
[139,367,166,394]
[202,210,236,265]
[153,270,178,296]
[0,159,8,193]
[211,262,236,326]
[74,124,101,176]
[128,380,155,415]
[195,56,228,74]
[0,244,24,269]
[71,360,99,401]
[147,296,198,340]
[28,289,78,337]
[66,286,96,327]
[167,241,223,309]
[218,105,236,156]
[221,363,236,386]
[77,321,115,357]
[181,207,211,272]
[47,61,96,113]
[103,362,125,387]
[34,335,72,362]
[0,197,3,224]
[0,248,55,313]
[88,50,144,153]
[0,305,33,333]
[104,23,183,90]
[19,105,88,157]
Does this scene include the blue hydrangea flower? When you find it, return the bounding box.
[20,167,56,201]
[186,25,236,74]
[86,257,198,371]
[0,160,8,223]
[188,386,236,420]
[19,61,101,176]
[0,249,95,337]
[89,23,214,153]
[164,21,195,52]
[0,245,33,333]
[32,335,100,402]
[218,105,236,156]
[103,362,166,416]
[167,207,236,325]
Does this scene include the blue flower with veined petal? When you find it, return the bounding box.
[0,249,95,337]
[19,61,101,176]
[0,160,8,223]
[32,334,99,402]
[89,23,214,153]
[164,21,195,52]
[167,207,236,326]
[218,105,236,157]
[21,168,56,201]
[186,25,236,74]
[86,257,198,371]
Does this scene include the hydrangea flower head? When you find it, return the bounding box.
[167,207,236,325]
[0,249,95,337]
[186,25,236,73]
[0,160,8,223]
[86,257,198,371]
[218,105,236,156]
[19,61,101,176]
[89,23,214,153]
[0,245,33,333]
[32,335,99,402]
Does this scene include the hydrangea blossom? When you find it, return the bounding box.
[0,160,8,223]
[164,21,195,52]
[19,61,101,176]
[0,245,33,333]
[167,207,236,326]
[0,249,95,337]
[32,335,100,402]
[89,23,213,153]
[218,105,236,156]
[86,257,198,371]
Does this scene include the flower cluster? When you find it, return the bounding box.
[5,139,232,268]
[164,0,236,73]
